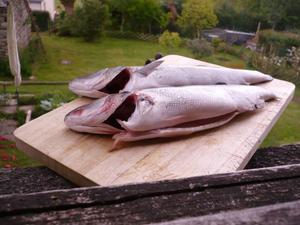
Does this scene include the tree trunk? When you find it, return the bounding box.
[197,29,201,39]
[167,0,178,22]
[120,15,125,33]
[61,0,75,16]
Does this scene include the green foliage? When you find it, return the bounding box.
[215,0,260,32]
[74,0,110,41]
[32,11,51,32]
[250,45,300,85]
[0,58,11,77]
[0,37,44,79]
[0,110,26,126]
[187,38,213,57]
[14,110,26,126]
[178,0,217,38]
[57,0,110,41]
[262,102,300,147]
[217,43,238,56]
[108,0,167,34]
[32,93,75,119]
[215,0,300,31]
[56,12,76,36]
[211,37,222,49]
[159,30,181,51]
[259,30,300,56]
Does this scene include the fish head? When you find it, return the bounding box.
[64,92,133,134]
[69,66,133,98]
[117,92,155,131]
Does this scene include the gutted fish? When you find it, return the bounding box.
[69,66,142,98]
[65,85,276,145]
[69,59,273,98]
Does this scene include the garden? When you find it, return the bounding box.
[1,0,300,167]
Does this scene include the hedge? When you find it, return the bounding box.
[259,30,300,56]
[32,11,50,32]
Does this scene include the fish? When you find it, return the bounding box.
[68,66,142,98]
[68,59,273,98]
[64,85,276,146]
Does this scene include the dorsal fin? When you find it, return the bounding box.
[137,60,163,76]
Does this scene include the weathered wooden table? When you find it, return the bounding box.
[1,144,300,224]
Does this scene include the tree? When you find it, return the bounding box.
[159,30,181,52]
[73,0,110,41]
[60,0,76,16]
[109,0,134,32]
[129,0,167,33]
[166,0,178,22]
[109,0,167,33]
[259,0,288,30]
[215,0,300,31]
[178,0,217,38]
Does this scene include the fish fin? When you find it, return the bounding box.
[109,139,123,152]
[137,60,163,76]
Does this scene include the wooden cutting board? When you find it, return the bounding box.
[14,55,295,187]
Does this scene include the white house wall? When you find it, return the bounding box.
[30,2,42,11]
[44,0,55,20]
[29,0,55,20]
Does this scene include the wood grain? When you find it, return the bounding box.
[1,144,299,195]
[155,200,300,225]
[1,164,300,224]
[13,55,295,186]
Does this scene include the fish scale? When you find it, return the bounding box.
[65,85,276,144]
[68,57,273,98]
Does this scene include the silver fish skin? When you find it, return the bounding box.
[64,92,132,134]
[68,59,273,98]
[64,85,276,143]
[68,66,142,98]
[123,65,273,92]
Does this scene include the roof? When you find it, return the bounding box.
[224,29,255,36]
[0,0,7,8]
[29,0,44,3]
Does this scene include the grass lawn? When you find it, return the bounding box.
[1,34,300,168]
[6,34,193,95]
[261,101,300,147]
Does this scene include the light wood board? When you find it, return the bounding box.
[14,55,295,187]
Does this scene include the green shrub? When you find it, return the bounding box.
[18,95,37,106]
[259,30,300,56]
[56,13,76,36]
[250,46,300,85]
[32,11,51,32]
[0,55,31,79]
[187,38,213,57]
[211,37,222,49]
[75,0,110,41]
[57,0,110,42]
[13,110,26,126]
[32,93,76,118]
[0,37,45,79]
[0,58,11,77]
[159,31,181,51]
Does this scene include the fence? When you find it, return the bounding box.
[106,31,159,42]
[0,81,69,94]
